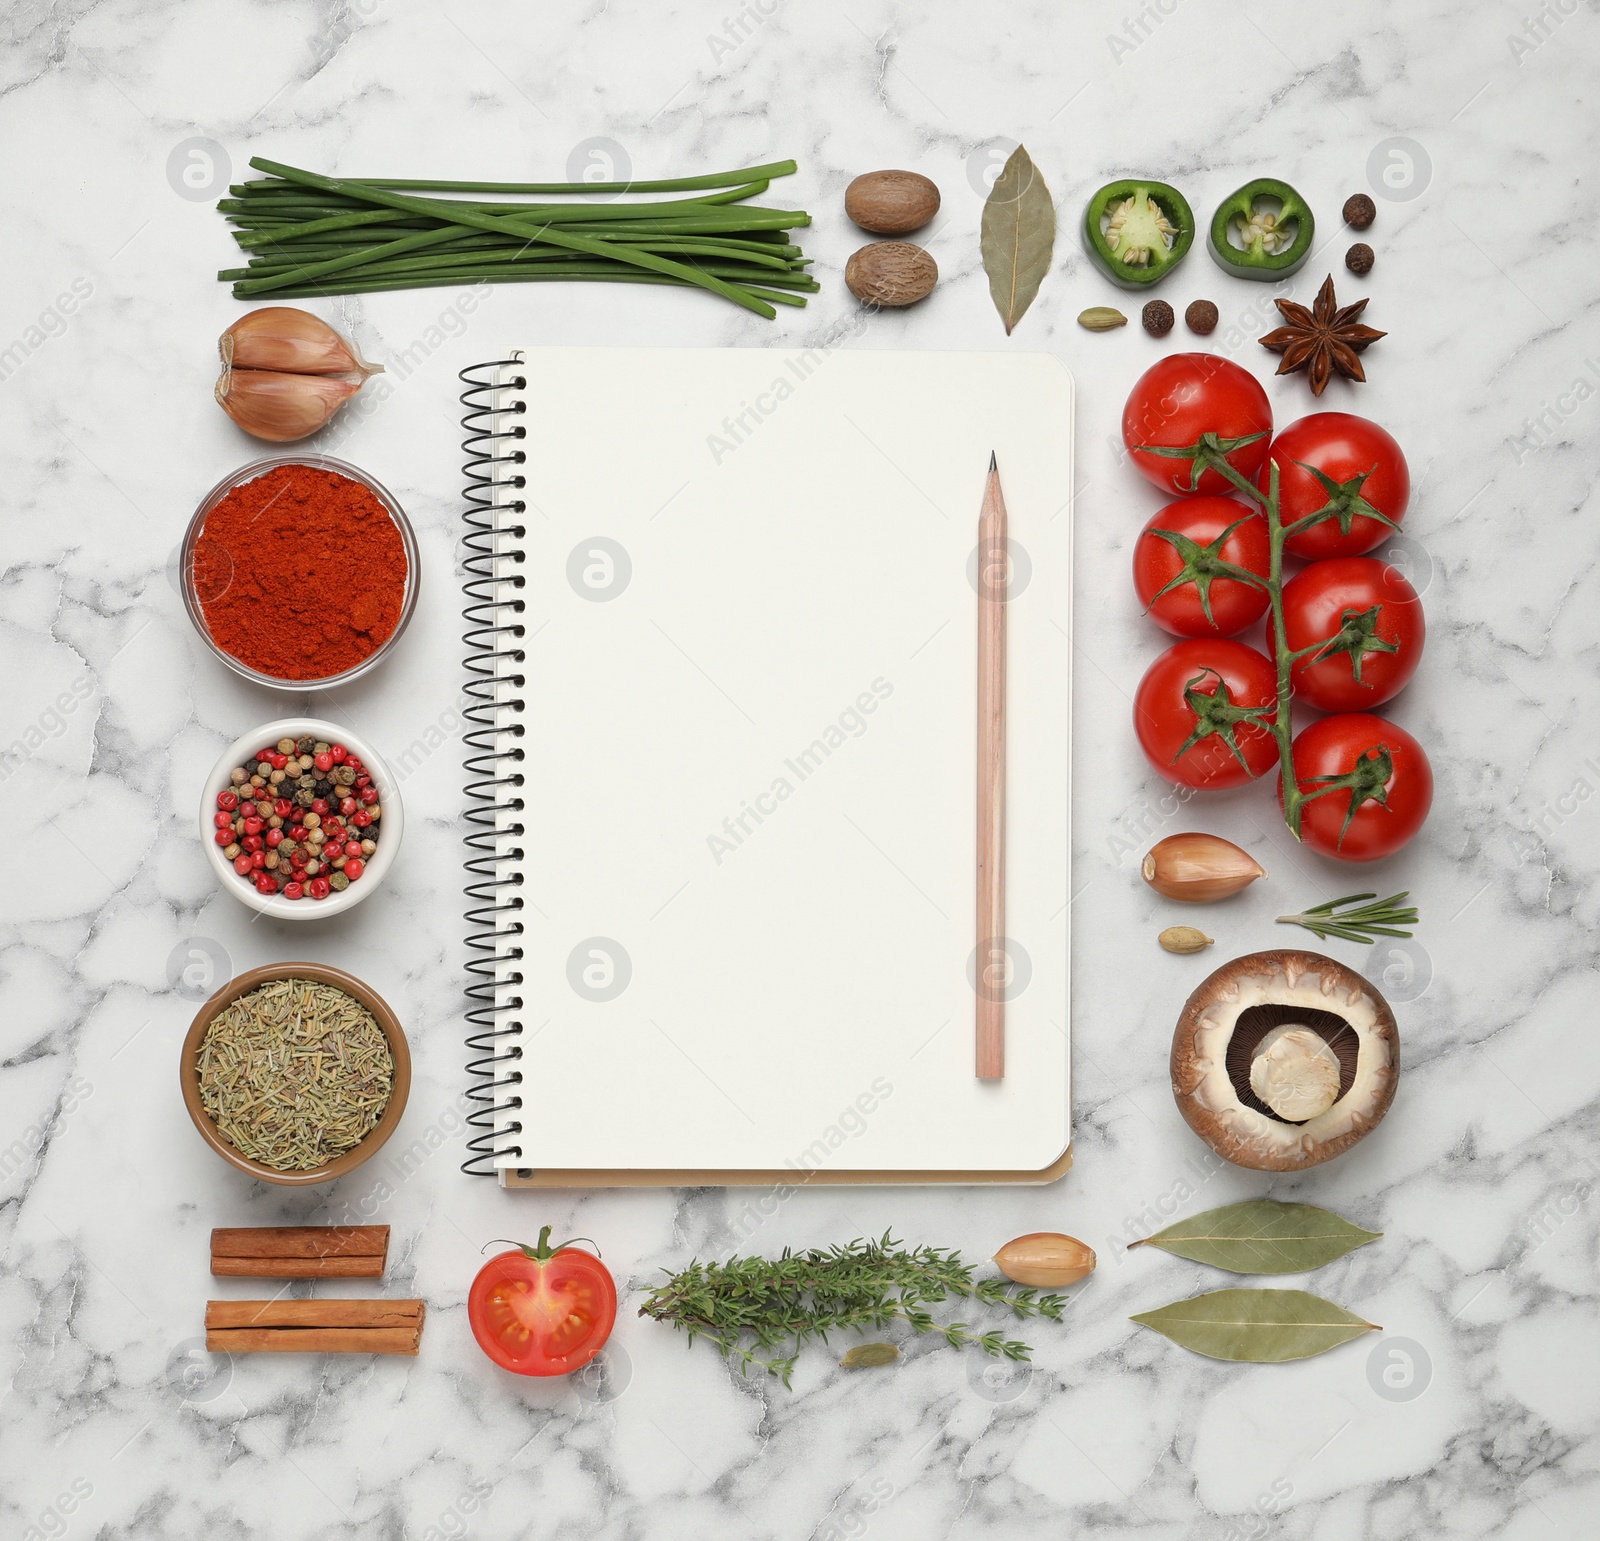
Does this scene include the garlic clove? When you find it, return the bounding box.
[215,367,362,442]
[1143,832,1266,903]
[993,1232,1096,1287]
[1249,1025,1341,1122]
[220,307,383,379]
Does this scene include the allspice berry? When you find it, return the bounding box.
[1343,193,1376,230]
[1142,299,1175,337]
[1345,242,1375,276]
[1185,299,1219,335]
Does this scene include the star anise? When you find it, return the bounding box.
[1259,274,1385,396]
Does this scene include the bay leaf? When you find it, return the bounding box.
[981,145,1055,335]
[1127,1199,1381,1275]
[1131,1288,1378,1362]
[841,1342,900,1369]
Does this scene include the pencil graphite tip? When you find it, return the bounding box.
[989,451,997,472]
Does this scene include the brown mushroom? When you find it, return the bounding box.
[1170,950,1399,1171]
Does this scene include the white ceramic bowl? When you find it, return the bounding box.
[201,717,403,921]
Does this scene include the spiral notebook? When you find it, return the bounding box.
[461,346,1075,1186]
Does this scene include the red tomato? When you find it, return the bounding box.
[1261,413,1410,560]
[1134,496,1271,638]
[1281,557,1425,711]
[1134,639,1279,789]
[1284,713,1432,862]
[469,1228,617,1376]
[1123,354,1273,497]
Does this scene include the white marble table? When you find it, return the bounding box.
[2,3,1595,1536]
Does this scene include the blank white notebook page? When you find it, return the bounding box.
[487,346,1073,1174]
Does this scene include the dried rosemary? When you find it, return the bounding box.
[639,1233,1068,1385]
[197,978,393,1171]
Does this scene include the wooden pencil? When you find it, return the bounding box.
[976,452,1008,1081]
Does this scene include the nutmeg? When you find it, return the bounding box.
[844,170,941,236]
[845,242,938,307]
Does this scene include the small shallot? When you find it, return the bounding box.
[1142,833,1265,903]
[220,308,381,377]
[214,369,364,443]
[215,307,381,442]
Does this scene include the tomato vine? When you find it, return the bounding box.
[1134,433,1402,841]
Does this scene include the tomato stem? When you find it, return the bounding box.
[1141,440,1305,837]
[484,1226,602,1263]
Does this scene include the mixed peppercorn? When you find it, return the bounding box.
[214,735,381,901]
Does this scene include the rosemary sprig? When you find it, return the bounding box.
[638,1233,1067,1386]
[1276,891,1418,945]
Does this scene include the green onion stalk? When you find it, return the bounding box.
[216,156,815,319]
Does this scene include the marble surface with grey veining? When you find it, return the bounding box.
[2,1,1597,1536]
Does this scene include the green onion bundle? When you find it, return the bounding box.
[216,156,817,320]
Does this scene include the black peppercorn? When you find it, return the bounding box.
[1345,242,1375,275]
[1342,194,1376,230]
[1142,299,1175,337]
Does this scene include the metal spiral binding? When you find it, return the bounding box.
[461,357,530,1175]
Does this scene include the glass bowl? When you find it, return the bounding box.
[181,454,419,691]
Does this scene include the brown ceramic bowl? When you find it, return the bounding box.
[180,962,411,1186]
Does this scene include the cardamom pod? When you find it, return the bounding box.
[1159,926,1213,954]
[1077,305,1128,332]
[841,1342,901,1368]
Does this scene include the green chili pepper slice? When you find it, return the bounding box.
[1081,179,1195,289]
[1207,179,1316,280]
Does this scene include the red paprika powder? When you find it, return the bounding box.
[193,464,408,681]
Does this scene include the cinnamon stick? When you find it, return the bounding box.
[206,1327,420,1355]
[204,1298,424,1354]
[210,1226,389,1279]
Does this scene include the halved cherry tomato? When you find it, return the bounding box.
[1122,354,1273,497]
[1280,556,1425,711]
[1260,413,1410,560]
[1283,713,1432,862]
[1133,496,1271,638]
[1134,639,1279,789]
[469,1227,617,1376]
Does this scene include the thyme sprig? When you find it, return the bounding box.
[638,1233,1067,1385]
[1276,891,1418,945]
